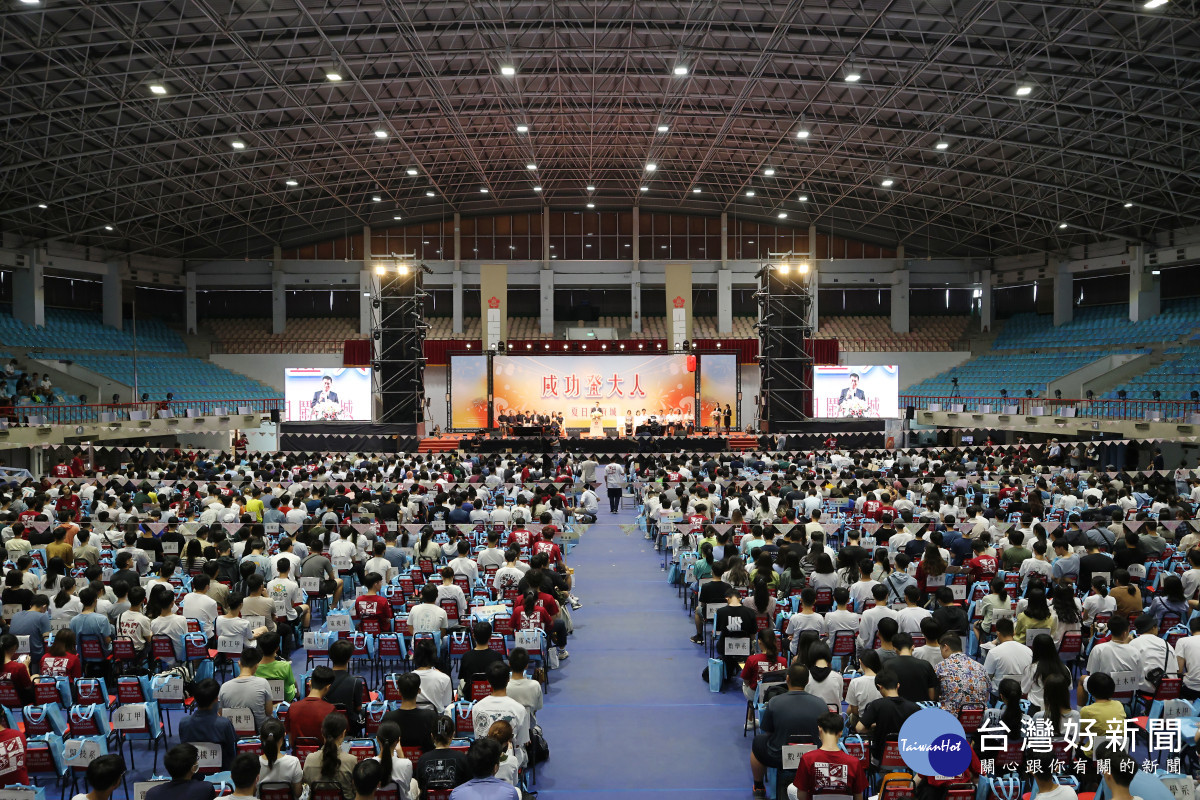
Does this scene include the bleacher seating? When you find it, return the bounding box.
[38,352,279,401]
[906,350,1148,399]
[993,298,1200,350]
[0,307,185,352]
[814,315,970,351]
[1103,346,1200,401]
[208,317,365,354]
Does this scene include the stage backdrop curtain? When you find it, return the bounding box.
[343,339,371,366]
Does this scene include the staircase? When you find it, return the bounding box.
[727,432,759,451]
[419,436,461,453]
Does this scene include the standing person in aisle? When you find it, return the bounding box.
[603,458,626,513]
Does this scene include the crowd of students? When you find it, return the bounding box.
[639,444,1198,800]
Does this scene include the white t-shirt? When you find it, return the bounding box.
[370,753,414,797]
[845,674,882,712]
[1174,635,1200,689]
[472,695,530,765]
[1033,784,1078,800]
[983,640,1032,689]
[258,753,303,786]
[409,603,448,633]
[414,667,454,713]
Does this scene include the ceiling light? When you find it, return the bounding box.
[881,179,894,187]
[778,264,790,275]
[692,187,701,193]
[1144,0,1168,7]
[796,128,810,139]
[480,188,489,193]
[777,212,787,219]
[673,65,689,76]
[374,129,388,139]
[148,84,167,95]
[533,186,542,192]
[285,179,299,187]
[18,0,40,4]
[1015,82,1033,96]
[230,140,246,150]
[645,163,657,172]
[426,191,436,197]
[586,203,595,208]
[526,163,537,170]
[1058,222,1068,229]
[516,125,528,133]
[1152,269,1162,275]
[500,65,516,76]
[393,216,402,220]
[798,194,808,202]
[798,262,810,275]
[374,265,387,276]
[657,125,670,133]
[844,65,862,83]
[640,186,649,192]
[935,141,950,150]
[104,225,114,231]
[746,190,755,197]
[37,203,47,209]
[1124,202,1134,208]
[586,185,595,191]
[325,70,342,82]
[406,168,418,176]
[371,195,382,202]
[764,168,775,176]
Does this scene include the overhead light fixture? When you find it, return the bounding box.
[1152,270,1162,276]
[480,187,489,193]
[533,186,542,192]
[500,65,516,76]
[673,65,689,76]
[37,203,48,209]
[844,64,862,82]
[104,225,114,231]
[285,180,299,187]
[230,140,246,150]
[1124,202,1134,208]
[526,163,537,170]
[148,83,167,95]
[777,212,787,219]
[746,190,755,197]
[692,187,701,193]
[371,195,382,202]
[657,125,670,133]
[796,128,810,139]
[586,203,595,208]
[798,262,810,275]
[640,186,649,192]
[586,185,595,191]
[645,163,657,172]
[764,168,775,176]
[1144,0,1168,7]
[778,264,790,275]
[935,140,950,150]
[1058,222,1068,229]
[374,129,388,139]
[426,191,436,197]
[393,215,402,220]
[374,265,387,276]
[406,168,418,176]
[18,0,40,4]
[798,194,808,202]
[881,178,894,187]
[1015,80,1033,96]
[516,124,528,133]
[325,70,342,82]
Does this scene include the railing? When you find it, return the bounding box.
[902,394,1200,423]
[1,398,282,427]
[211,337,357,355]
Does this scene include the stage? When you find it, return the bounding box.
[457,434,733,454]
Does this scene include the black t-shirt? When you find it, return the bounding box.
[932,605,969,635]
[458,648,506,683]
[860,695,921,762]
[376,502,399,523]
[415,748,470,791]
[888,654,939,704]
[326,670,365,732]
[1079,552,1115,587]
[715,605,758,639]
[1,587,32,610]
[111,569,143,591]
[1113,546,1143,570]
[27,530,54,547]
[138,536,165,563]
[381,707,439,752]
[698,580,731,608]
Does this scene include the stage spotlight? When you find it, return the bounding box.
[778,264,790,276]
[619,344,625,350]
[397,263,409,275]
[526,344,532,350]
[544,344,550,350]
[1025,389,1033,398]
[563,344,569,350]
[1086,390,1095,400]
[1054,389,1062,399]
[1118,390,1127,400]
[951,377,958,386]
[371,299,380,309]
[601,344,608,350]
[496,341,506,352]
[656,343,663,349]
[798,262,810,275]
[638,343,644,350]
[1000,389,1008,398]
[1153,390,1162,400]
[374,265,387,276]
[140,393,149,402]
[373,331,381,341]
[682,339,690,351]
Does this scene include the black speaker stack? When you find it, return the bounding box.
[371,267,428,425]
[756,264,814,433]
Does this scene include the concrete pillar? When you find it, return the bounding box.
[452,268,464,335]
[665,263,693,348]
[102,260,123,331]
[1129,245,1161,322]
[720,212,728,265]
[185,271,198,335]
[13,249,44,327]
[718,268,733,334]
[808,225,819,333]
[453,213,461,265]
[631,267,642,334]
[540,269,554,336]
[480,264,508,348]
[271,245,286,336]
[890,247,909,334]
[1053,260,1074,326]
[979,268,993,333]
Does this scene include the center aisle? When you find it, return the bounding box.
[534,507,749,799]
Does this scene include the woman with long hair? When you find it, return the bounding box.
[39,557,67,595]
[745,577,777,621]
[1049,583,1083,645]
[1111,568,1143,618]
[725,556,751,589]
[0,634,33,706]
[258,718,303,797]
[913,543,948,592]
[749,554,778,591]
[1015,587,1057,645]
[1036,673,1079,737]
[692,542,715,583]
[739,628,788,700]
[975,576,1011,643]
[997,677,1030,740]
[1082,576,1116,628]
[183,539,207,574]
[803,641,843,708]
[777,551,806,598]
[413,717,470,797]
[1021,633,1072,712]
[148,583,188,661]
[515,591,552,632]
[301,713,357,799]
[370,721,413,792]
[1149,575,1192,629]
[40,628,81,680]
[416,527,441,563]
[50,576,81,621]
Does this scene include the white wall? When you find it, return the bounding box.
[210,354,345,392]
[840,351,973,391]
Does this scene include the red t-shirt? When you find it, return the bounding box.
[862,499,882,520]
[508,530,534,549]
[515,607,553,631]
[51,465,71,478]
[354,595,392,631]
[286,696,335,743]
[739,654,788,690]
[39,653,82,681]
[533,591,560,618]
[793,747,869,795]
[0,660,32,690]
[57,494,81,518]
[0,729,28,785]
[532,541,563,565]
[967,555,998,583]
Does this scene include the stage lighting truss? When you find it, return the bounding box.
[757,255,815,432]
[370,261,430,425]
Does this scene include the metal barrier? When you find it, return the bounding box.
[1,398,282,427]
[900,394,1200,423]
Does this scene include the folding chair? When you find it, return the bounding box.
[293,737,321,763]
[258,782,294,800]
[310,782,345,800]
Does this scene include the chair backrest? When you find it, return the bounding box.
[881,737,905,768]
[258,783,294,800]
[310,782,345,800]
[878,775,916,800]
[348,739,377,762]
[293,737,320,763]
[78,634,106,662]
[958,703,986,735]
[401,745,424,763]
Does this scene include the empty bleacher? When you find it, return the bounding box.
[208,317,365,354]
[37,353,278,401]
[993,298,1200,350]
[0,307,184,352]
[906,350,1149,399]
[815,315,970,351]
[1103,346,1200,402]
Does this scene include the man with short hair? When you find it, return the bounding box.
[790,712,868,800]
[1077,613,1140,705]
[855,669,920,768]
[1050,539,1080,585]
[145,744,217,800]
[458,621,506,689]
[983,618,1033,692]
[857,584,898,656]
[749,664,828,798]
[934,633,988,714]
[69,586,112,654]
[286,665,335,743]
[887,632,939,703]
[410,583,450,634]
[381,672,439,753]
[254,631,298,702]
[470,662,530,767]
[75,754,127,800]
[218,646,274,732]
[228,753,260,799]
[179,677,237,769]
[8,594,51,665]
[326,638,366,734]
[453,738,519,800]
[181,574,219,641]
[353,572,392,633]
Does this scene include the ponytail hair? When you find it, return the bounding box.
[320,713,349,778]
[375,721,401,786]
[522,591,537,616]
[260,718,285,769]
[53,576,76,609]
[431,715,455,747]
[751,577,770,615]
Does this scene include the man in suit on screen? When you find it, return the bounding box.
[311,375,340,408]
[837,373,866,405]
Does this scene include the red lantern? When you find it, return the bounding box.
[686,354,697,372]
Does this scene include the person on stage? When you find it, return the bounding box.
[724,404,732,432]
[710,405,722,433]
